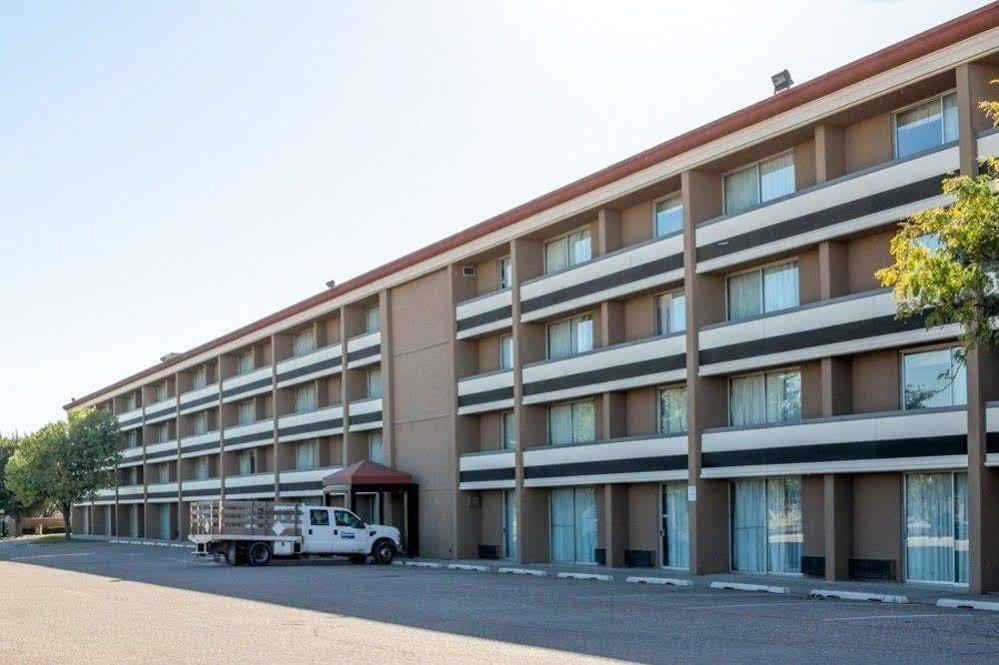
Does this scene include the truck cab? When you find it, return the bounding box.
[301,506,400,564]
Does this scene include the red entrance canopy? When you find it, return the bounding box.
[322,460,414,488]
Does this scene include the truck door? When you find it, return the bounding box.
[333,509,370,554]
[303,508,335,553]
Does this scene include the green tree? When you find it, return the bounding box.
[0,434,40,537]
[5,409,120,540]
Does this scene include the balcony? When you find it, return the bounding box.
[698,289,960,376]
[276,343,343,389]
[179,384,219,416]
[117,484,144,503]
[519,233,685,323]
[180,431,221,459]
[456,288,513,339]
[458,450,515,490]
[93,487,116,504]
[117,407,143,431]
[522,434,687,487]
[346,331,381,369]
[144,440,178,464]
[457,369,514,415]
[180,477,221,500]
[701,406,967,478]
[119,446,143,467]
[146,482,179,502]
[522,333,686,405]
[221,366,272,404]
[277,404,345,443]
[278,466,341,497]
[224,472,276,499]
[223,420,274,452]
[986,401,999,466]
[348,397,382,432]
[695,141,960,273]
[144,397,176,424]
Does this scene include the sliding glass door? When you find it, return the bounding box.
[732,477,802,574]
[504,489,517,560]
[661,483,690,569]
[906,472,968,584]
[550,487,598,564]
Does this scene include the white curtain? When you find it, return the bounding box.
[665,483,690,568]
[571,230,592,265]
[766,371,801,424]
[500,335,513,370]
[766,478,802,574]
[193,367,207,389]
[159,506,171,540]
[670,294,686,333]
[572,401,596,443]
[545,237,568,274]
[368,432,384,463]
[574,487,598,564]
[194,413,207,435]
[239,450,256,475]
[955,473,969,584]
[194,457,208,480]
[906,473,954,582]
[733,479,767,573]
[659,387,688,434]
[499,257,512,289]
[368,368,382,399]
[547,320,572,359]
[505,489,518,559]
[238,401,254,425]
[730,375,765,427]
[759,153,796,203]
[724,165,759,215]
[573,317,594,354]
[129,506,139,538]
[550,488,575,562]
[296,441,318,470]
[237,351,253,375]
[294,329,316,357]
[655,196,684,237]
[763,262,799,313]
[366,306,381,332]
[549,404,573,444]
[501,411,515,450]
[896,99,943,158]
[296,384,317,412]
[942,93,959,143]
[728,271,762,321]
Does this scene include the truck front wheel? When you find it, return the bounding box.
[248,542,272,567]
[372,539,396,565]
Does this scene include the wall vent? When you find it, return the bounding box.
[461,266,476,278]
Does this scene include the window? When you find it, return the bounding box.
[654,195,684,237]
[499,334,514,370]
[656,291,686,335]
[192,366,207,390]
[293,328,316,357]
[157,464,170,483]
[235,350,254,375]
[550,487,598,563]
[894,92,958,159]
[236,400,254,425]
[295,384,317,413]
[238,449,257,475]
[127,467,138,486]
[548,400,596,445]
[125,430,138,449]
[296,440,318,471]
[547,315,594,360]
[193,412,208,436]
[335,510,366,529]
[155,423,170,444]
[368,431,384,464]
[124,393,137,411]
[727,261,799,321]
[367,368,382,399]
[732,477,802,574]
[155,382,168,403]
[501,411,515,450]
[544,228,591,274]
[729,369,801,427]
[662,483,689,569]
[193,457,209,481]
[366,306,381,333]
[309,509,330,526]
[724,152,796,215]
[658,386,687,435]
[906,472,968,584]
[499,256,512,289]
[902,346,967,410]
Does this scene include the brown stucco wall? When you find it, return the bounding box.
[851,349,900,413]
[852,473,903,579]
[802,475,826,557]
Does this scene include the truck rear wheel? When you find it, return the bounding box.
[372,539,396,565]
[248,541,272,567]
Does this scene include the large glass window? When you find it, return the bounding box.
[902,346,967,411]
[295,384,317,413]
[193,457,209,480]
[237,400,255,425]
[550,486,598,563]
[724,153,796,215]
[727,262,799,321]
[367,368,382,399]
[293,328,316,357]
[894,92,959,159]
[662,482,690,569]
[732,477,802,574]
[656,291,686,335]
[124,393,137,411]
[906,472,968,584]
[157,463,170,483]
[658,385,688,435]
[368,431,384,464]
[366,306,381,333]
[730,369,801,427]
[544,228,591,274]
[192,366,207,390]
[236,350,254,376]
[547,315,594,360]
[499,334,514,370]
[125,430,138,449]
[296,440,318,470]
[193,412,208,436]
[155,423,170,444]
[654,195,684,237]
[238,449,257,476]
[548,400,596,445]
[504,489,517,560]
[155,382,168,403]
[499,257,512,290]
[501,411,515,450]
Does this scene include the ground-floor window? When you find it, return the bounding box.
[661,483,689,568]
[732,477,802,574]
[504,489,517,560]
[906,472,968,584]
[159,505,170,539]
[550,487,597,563]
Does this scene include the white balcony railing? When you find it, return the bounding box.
[144,396,177,424]
[117,484,144,502]
[144,440,178,463]
[224,472,276,498]
[346,331,381,369]
[277,405,345,443]
[458,450,516,490]
[278,466,341,496]
[276,343,343,389]
[456,289,513,339]
[522,434,688,487]
[223,420,274,452]
[180,431,221,459]
[180,477,221,500]
[116,407,143,430]
[221,366,273,404]
[146,482,179,502]
[348,397,382,432]
[457,369,514,415]
[179,384,220,416]
[985,401,999,467]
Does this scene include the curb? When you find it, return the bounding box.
[557,572,612,582]
[709,581,789,594]
[497,567,547,576]
[810,589,908,604]
[447,563,491,572]
[937,598,999,612]
[404,561,442,569]
[626,576,692,586]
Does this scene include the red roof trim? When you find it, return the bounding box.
[65,3,999,410]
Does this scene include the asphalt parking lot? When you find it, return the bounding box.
[2,537,998,664]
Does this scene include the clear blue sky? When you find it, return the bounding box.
[0,1,988,434]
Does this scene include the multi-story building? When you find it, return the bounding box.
[67,5,999,591]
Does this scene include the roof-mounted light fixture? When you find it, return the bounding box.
[771,69,793,94]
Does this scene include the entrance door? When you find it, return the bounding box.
[550,487,597,563]
[661,483,689,568]
[354,492,379,524]
[303,507,335,553]
[159,505,171,540]
[503,489,517,560]
[906,472,968,584]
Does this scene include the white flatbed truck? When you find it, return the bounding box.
[189,500,401,566]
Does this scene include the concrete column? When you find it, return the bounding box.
[814,124,845,184]
[270,334,280,499]
[823,474,853,581]
[217,353,227,500]
[379,289,394,467]
[603,484,628,567]
[596,207,622,255]
[339,307,350,467]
